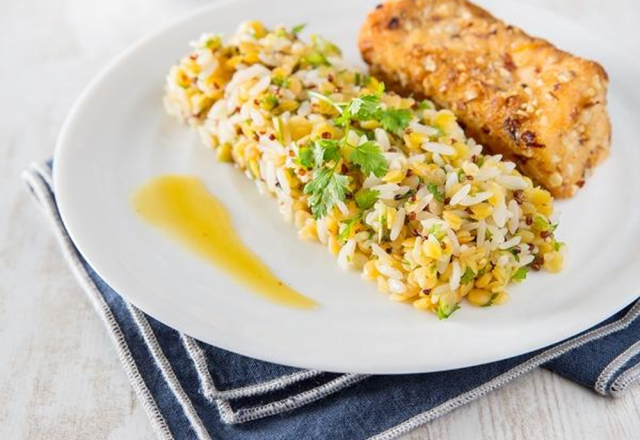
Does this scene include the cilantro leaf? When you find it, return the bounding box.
[304,167,350,219]
[303,51,330,67]
[512,267,528,282]
[312,139,340,166]
[426,224,446,240]
[260,93,279,110]
[310,35,341,57]
[379,108,412,134]
[335,94,381,127]
[417,100,434,110]
[508,247,521,262]
[349,141,388,177]
[338,216,360,242]
[272,76,290,88]
[355,188,379,211]
[533,215,550,231]
[460,267,475,285]
[437,302,460,320]
[297,146,314,168]
[291,23,306,35]
[351,94,381,119]
[426,183,445,202]
[482,292,500,307]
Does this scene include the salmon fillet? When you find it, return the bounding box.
[359,0,611,197]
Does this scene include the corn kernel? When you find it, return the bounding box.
[278,99,300,112]
[325,217,339,235]
[359,120,380,130]
[318,82,336,94]
[288,77,302,94]
[382,169,406,184]
[271,66,290,79]
[377,276,389,293]
[492,266,507,284]
[181,58,200,76]
[443,211,462,230]
[245,21,267,38]
[525,188,553,216]
[543,251,564,273]
[423,236,442,259]
[352,252,368,270]
[294,210,311,229]
[288,116,312,141]
[173,68,192,88]
[475,272,492,288]
[298,219,317,240]
[311,122,341,139]
[409,132,426,146]
[488,182,505,207]
[316,99,338,115]
[412,297,432,311]
[239,41,257,54]
[453,141,469,158]
[471,203,493,220]
[492,291,510,305]
[363,260,379,280]
[365,77,382,93]
[216,143,232,162]
[434,110,456,129]
[328,235,340,254]
[410,162,430,178]
[243,51,260,64]
[517,230,535,243]
[244,144,260,161]
[232,141,248,163]
[468,289,492,306]
[456,229,473,244]
[536,240,554,254]
[402,237,417,248]
[226,55,243,69]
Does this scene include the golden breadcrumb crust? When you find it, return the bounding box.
[359,0,611,197]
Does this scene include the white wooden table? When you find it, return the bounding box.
[1,0,638,438]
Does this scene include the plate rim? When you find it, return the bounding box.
[53,0,640,374]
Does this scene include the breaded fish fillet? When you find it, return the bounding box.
[359,0,611,197]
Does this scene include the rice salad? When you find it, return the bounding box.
[164,21,565,319]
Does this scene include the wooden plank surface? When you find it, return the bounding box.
[0,0,638,439]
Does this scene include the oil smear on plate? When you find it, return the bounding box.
[132,175,318,310]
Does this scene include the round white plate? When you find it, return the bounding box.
[54,0,640,374]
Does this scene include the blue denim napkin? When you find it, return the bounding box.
[24,161,640,440]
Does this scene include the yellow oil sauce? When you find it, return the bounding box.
[132,175,317,310]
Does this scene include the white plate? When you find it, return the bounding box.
[54,0,640,374]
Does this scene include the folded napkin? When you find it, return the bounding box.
[24,161,640,440]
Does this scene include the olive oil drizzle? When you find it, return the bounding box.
[133,175,317,309]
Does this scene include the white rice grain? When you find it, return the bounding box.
[376,261,403,280]
[450,184,471,206]
[449,260,462,291]
[423,142,456,155]
[496,175,528,190]
[390,208,406,241]
[459,192,492,206]
[498,235,522,250]
[337,239,356,268]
